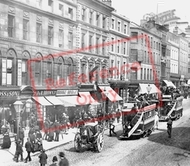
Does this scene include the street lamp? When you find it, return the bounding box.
[26,99,32,129]
[13,97,23,139]
[102,87,109,128]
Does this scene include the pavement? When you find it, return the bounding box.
[0,120,122,158]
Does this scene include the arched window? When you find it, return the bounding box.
[1,49,17,85]
[56,57,64,81]
[66,57,75,85]
[88,57,95,83]
[46,55,53,79]
[80,56,88,83]
[18,51,31,86]
[34,53,42,86]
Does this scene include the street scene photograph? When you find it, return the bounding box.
[0,0,190,166]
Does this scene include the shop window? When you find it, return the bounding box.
[36,22,42,43]
[23,19,29,40]
[8,15,15,37]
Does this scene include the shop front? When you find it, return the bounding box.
[0,86,33,134]
[32,87,80,126]
[108,80,130,104]
[170,74,180,87]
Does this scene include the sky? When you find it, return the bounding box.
[112,0,190,28]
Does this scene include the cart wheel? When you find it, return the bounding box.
[96,133,104,153]
[74,133,82,152]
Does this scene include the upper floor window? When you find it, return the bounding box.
[117,40,120,53]
[96,14,99,26]
[59,29,64,48]
[111,19,115,29]
[1,58,13,85]
[96,37,99,54]
[124,24,127,34]
[37,0,42,8]
[18,59,28,86]
[89,34,93,52]
[123,42,126,54]
[48,0,53,6]
[68,7,73,19]
[131,32,138,43]
[68,31,73,49]
[102,17,106,29]
[48,26,53,45]
[36,22,42,43]
[111,37,114,52]
[81,33,85,48]
[35,61,41,85]
[81,8,85,21]
[59,4,64,16]
[89,10,93,24]
[8,15,15,37]
[118,22,121,31]
[102,38,106,55]
[23,19,29,40]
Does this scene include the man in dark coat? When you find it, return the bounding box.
[24,138,32,163]
[1,132,11,149]
[15,139,23,162]
[39,149,48,166]
[54,120,60,141]
[58,152,69,166]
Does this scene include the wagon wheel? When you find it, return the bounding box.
[96,133,104,153]
[74,132,82,152]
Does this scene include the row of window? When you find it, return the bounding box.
[111,18,128,34]
[170,63,178,74]
[81,7,106,29]
[140,68,154,80]
[0,56,76,86]
[110,38,127,55]
[81,32,106,55]
[8,14,73,48]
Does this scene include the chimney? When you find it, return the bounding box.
[173,26,178,35]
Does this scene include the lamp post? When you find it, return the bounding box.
[102,87,108,128]
[13,97,23,139]
[26,99,32,129]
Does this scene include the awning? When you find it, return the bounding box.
[139,84,161,94]
[57,96,80,105]
[57,97,76,107]
[163,80,176,88]
[99,86,123,102]
[32,96,52,106]
[79,92,99,105]
[45,96,64,105]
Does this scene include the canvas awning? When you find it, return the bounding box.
[139,84,161,94]
[98,86,123,102]
[45,96,64,105]
[79,92,100,105]
[57,96,80,105]
[57,97,76,107]
[163,80,176,88]
[32,96,52,106]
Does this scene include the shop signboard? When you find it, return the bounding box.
[56,89,78,96]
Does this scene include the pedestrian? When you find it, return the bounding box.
[24,138,32,163]
[15,139,23,162]
[19,127,25,146]
[54,120,60,142]
[38,149,48,166]
[58,152,69,166]
[154,112,159,130]
[109,117,117,137]
[50,156,58,166]
[167,116,173,138]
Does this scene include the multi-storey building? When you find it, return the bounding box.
[167,31,180,86]
[130,21,162,85]
[108,11,130,103]
[0,0,79,130]
[76,0,117,115]
[179,34,189,85]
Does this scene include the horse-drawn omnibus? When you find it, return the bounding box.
[158,95,183,121]
[119,103,156,139]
